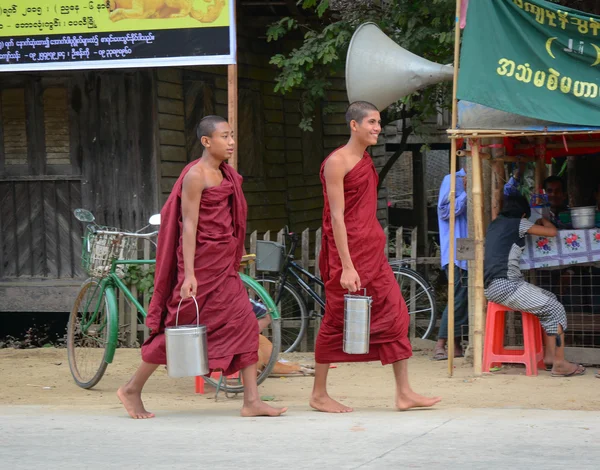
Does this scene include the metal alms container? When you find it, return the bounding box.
[571,206,596,229]
[343,289,372,354]
[165,297,209,378]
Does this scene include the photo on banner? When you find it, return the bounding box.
[457,0,600,126]
[0,0,236,71]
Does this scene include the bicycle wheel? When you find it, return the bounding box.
[256,277,308,353]
[202,275,282,394]
[392,267,437,340]
[67,279,115,389]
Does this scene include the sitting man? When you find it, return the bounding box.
[484,194,585,377]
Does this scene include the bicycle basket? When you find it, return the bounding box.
[81,226,138,279]
[256,240,285,272]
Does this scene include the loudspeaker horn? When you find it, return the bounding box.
[346,22,454,111]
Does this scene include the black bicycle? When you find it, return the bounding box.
[255,228,437,352]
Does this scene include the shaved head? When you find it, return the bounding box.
[196,115,228,143]
[345,101,379,127]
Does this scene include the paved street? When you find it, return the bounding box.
[1,406,599,469]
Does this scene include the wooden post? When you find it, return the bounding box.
[301,228,310,352]
[447,0,463,377]
[471,140,485,376]
[412,149,428,255]
[383,226,389,259]
[409,227,418,340]
[490,138,505,221]
[395,227,403,261]
[410,227,417,270]
[249,230,257,278]
[301,228,310,269]
[228,64,238,170]
[142,240,151,341]
[314,227,322,349]
[446,127,457,374]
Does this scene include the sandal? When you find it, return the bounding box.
[432,351,448,361]
[551,364,586,377]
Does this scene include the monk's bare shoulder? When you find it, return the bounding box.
[182,164,207,195]
[324,149,352,178]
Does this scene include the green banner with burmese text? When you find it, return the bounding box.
[457,0,600,126]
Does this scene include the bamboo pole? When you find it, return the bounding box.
[534,137,547,192]
[446,0,463,377]
[456,150,491,159]
[490,137,505,221]
[448,129,600,139]
[228,63,238,170]
[479,145,486,231]
[491,158,504,220]
[471,140,485,376]
[515,140,600,150]
[457,150,536,163]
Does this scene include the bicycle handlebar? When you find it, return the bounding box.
[283,226,299,242]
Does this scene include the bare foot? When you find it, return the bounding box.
[310,394,353,413]
[241,400,287,417]
[396,390,441,411]
[117,386,155,419]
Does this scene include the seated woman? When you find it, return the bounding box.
[483,194,585,377]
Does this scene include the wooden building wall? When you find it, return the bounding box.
[0,70,160,311]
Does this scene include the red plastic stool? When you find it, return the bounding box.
[482,302,545,376]
[195,371,240,394]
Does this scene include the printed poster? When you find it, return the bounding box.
[0,0,236,71]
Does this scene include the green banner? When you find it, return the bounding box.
[457,0,600,127]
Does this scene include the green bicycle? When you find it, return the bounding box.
[67,209,281,393]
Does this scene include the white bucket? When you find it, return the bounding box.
[165,297,209,378]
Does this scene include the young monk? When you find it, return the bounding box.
[118,115,287,418]
[311,101,441,413]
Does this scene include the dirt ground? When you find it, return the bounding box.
[1,339,599,414]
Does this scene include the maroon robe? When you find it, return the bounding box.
[142,161,258,375]
[315,150,412,365]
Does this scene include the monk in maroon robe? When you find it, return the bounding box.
[310,102,441,413]
[118,115,286,419]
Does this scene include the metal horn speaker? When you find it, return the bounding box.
[346,22,454,111]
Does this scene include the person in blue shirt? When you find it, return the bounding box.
[433,169,469,360]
